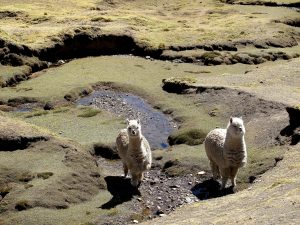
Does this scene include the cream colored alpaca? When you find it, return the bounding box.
[204,117,247,189]
[116,119,152,187]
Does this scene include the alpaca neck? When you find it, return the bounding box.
[128,134,142,148]
[224,132,245,151]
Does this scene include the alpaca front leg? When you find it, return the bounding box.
[210,161,220,180]
[230,167,239,187]
[137,172,144,186]
[123,163,129,177]
[220,168,229,189]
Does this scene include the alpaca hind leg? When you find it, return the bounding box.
[210,161,220,180]
[230,167,239,187]
[220,168,230,189]
[136,172,144,187]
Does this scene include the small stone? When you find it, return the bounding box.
[157,196,162,200]
[188,181,192,185]
[57,59,65,65]
[59,131,63,134]
[185,197,192,203]
[157,205,161,210]
[132,220,139,224]
[159,213,166,217]
[197,171,206,175]
[146,56,151,59]
[137,197,142,201]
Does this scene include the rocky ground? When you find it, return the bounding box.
[0,0,299,225]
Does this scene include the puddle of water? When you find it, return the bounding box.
[77,90,177,149]
[14,103,40,112]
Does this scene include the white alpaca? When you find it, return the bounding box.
[116,119,152,187]
[204,117,247,189]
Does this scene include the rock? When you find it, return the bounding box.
[44,102,54,110]
[159,213,166,217]
[145,56,151,59]
[132,220,139,224]
[185,197,192,203]
[57,59,65,65]
[197,171,206,175]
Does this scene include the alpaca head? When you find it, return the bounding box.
[126,119,142,138]
[227,117,245,137]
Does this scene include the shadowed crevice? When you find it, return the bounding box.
[0,136,49,151]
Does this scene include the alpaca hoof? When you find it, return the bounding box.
[131,179,139,187]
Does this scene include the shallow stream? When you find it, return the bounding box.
[77,90,177,149]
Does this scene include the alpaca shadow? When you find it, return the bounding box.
[100,176,141,209]
[191,178,234,200]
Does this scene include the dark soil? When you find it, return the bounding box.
[97,155,229,225]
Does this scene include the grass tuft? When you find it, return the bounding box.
[78,108,101,118]
[25,110,49,118]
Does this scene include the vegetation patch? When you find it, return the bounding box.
[25,110,49,118]
[64,86,94,102]
[168,128,207,146]
[78,108,101,118]
[162,77,197,93]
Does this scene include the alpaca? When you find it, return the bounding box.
[116,119,152,187]
[204,117,247,189]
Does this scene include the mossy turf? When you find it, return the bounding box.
[10,105,124,145]
[0,0,299,49]
[2,56,231,145]
[0,65,31,86]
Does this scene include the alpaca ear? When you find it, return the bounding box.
[126,119,130,125]
[230,117,233,124]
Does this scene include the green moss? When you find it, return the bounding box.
[201,52,221,59]
[78,108,101,118]
[64,86,93,102]
[25,110,49,118]
[168,128,207,146]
